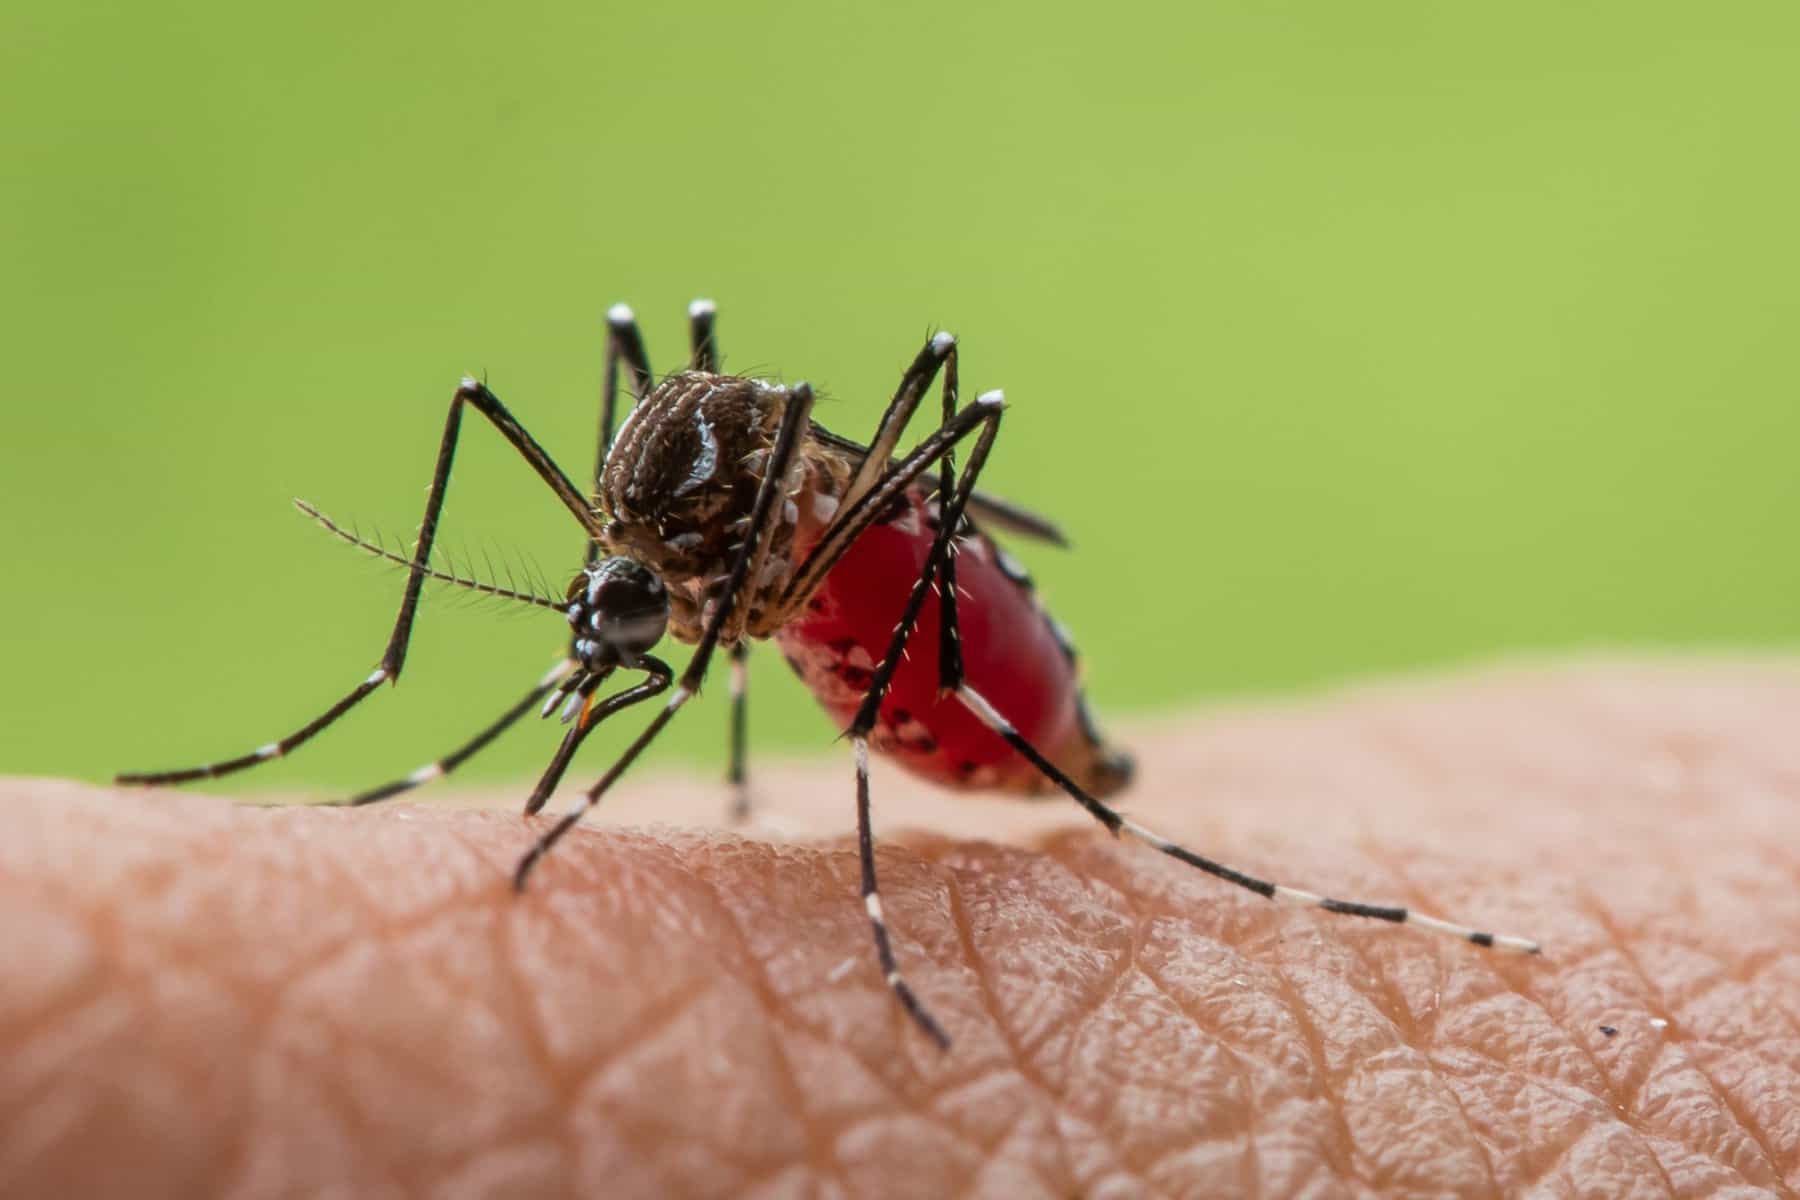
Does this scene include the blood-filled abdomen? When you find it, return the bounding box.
[775,492,1129,798]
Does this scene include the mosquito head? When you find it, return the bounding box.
[565,556,669,668]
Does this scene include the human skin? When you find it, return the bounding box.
[1,661,1797,1199]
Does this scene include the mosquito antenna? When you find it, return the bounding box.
[294,499,562,611]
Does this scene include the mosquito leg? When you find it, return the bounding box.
[513,383,818,889]
[588,304,654,571]
[727,641,751,821]
[837,398,1004,1048]
[931,341,962,690]
[953,683,1543,954]
[597,303,653,469]
[855,738,951,1050]
[688,297,719,372]
[522,655,673,815]
[839,331,959,512]
[117,379,599,787]
[333,658,578,806]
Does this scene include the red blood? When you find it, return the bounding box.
[776,493,1083,792]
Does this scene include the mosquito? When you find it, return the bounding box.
[119,300,1541,1048]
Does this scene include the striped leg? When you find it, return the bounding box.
[930,337,963,688]
[855,737,950,1049]
[841,395,1006,1049]
[589,304,653,570]
[952,685,1542,954]
[117,379,600,787]
[727,640,752,821]
[687,297,719,372]
[596,303,653,479]
[836,331,959,518]
[337,658,577,806]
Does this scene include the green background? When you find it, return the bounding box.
[4,2,1796,793]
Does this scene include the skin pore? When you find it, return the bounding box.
[2,661,1797,1198]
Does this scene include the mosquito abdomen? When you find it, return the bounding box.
[777,490,1127,798]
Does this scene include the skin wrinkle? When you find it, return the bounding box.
[1272,942,1441,1194]
[1065,839,1366,1190]
[1332,683,1764,1194]
[988,855,1148,1190]
[1143,969,1293,1197]
[754,855,969,1136]
[1486,907,1722,1200]
[1049,890,1179,1197]
[561,972,717,1102]
[240,827,632,1193]
[1305,901,1494,1188]
[1735,952,1800,1042]
[685,856,855,1197]
[1327,942,1501,1199]
[1133,939,1352,1199]
[0,887,109,1061]
[106,918,264,1197]
[1419,1059,1529,1200]
[306,1009,409,1195]
[1470,1049,1658,1198]
[894,1064,1034,1191]
[1766,959,1800,1053]
[1137,967,1262,1194]
[570,1003,773,1195]
[391,928,581,1189]
[1454,953,1672,1196]
[1350,942,1551,1191]
[776,847,927,1073]
[941,851,1192,1197]
[488,915,578,1181]
[525,872,791,1194]
[6,662,1800,1198]
[2,874,255,1200]
[1070,907,1170,1195]
[291,934,509,1183]
[1133,959,1261,1197]
[1370,860,1549,1198]
[1523,940,1668,1131]
[1387,959,1520,1196]
[1260,952,1370,1193]
[913,1067,1036,1190]
[829,1104,987,1200]
[939,865,1078,1195]
[689,836,1011,1193]
[1579,893,1785,1191]
[1010,848,1138,1065]
[1,994,131,1170]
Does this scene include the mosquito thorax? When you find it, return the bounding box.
[597,370,849,643]
[600,372,820,574]
[565,556,669,667]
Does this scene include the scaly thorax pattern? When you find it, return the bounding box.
[597,371,852,644]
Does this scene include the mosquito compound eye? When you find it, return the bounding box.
[582,556,668,663]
